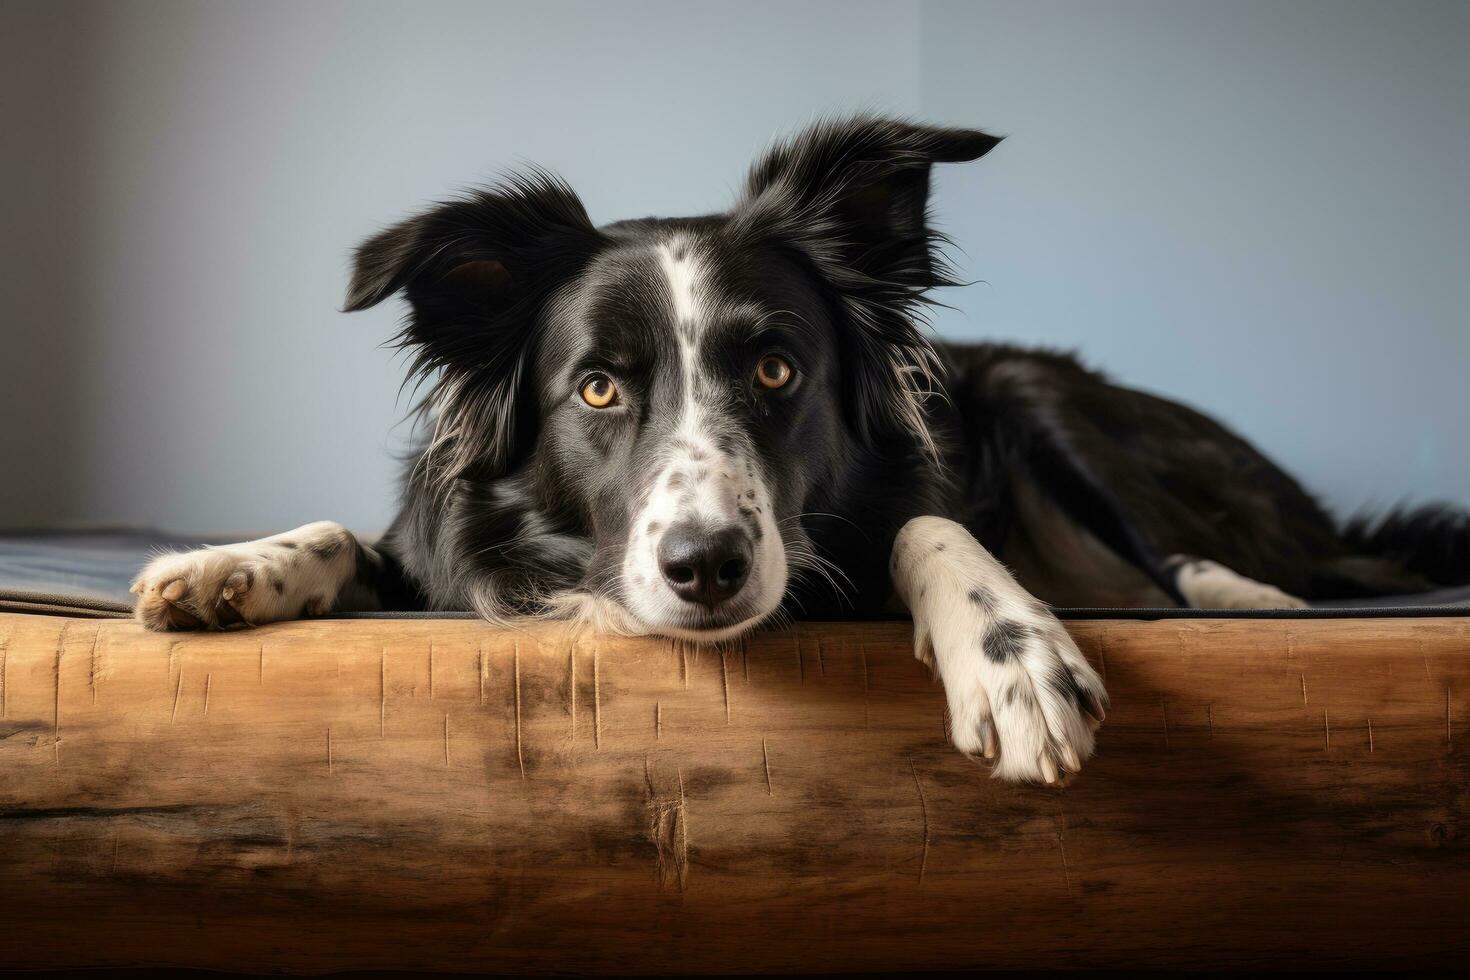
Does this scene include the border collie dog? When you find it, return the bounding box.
[133,117,1469,783]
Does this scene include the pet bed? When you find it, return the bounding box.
[0,531,1466,973]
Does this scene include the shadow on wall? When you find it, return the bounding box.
[0,5,104,525]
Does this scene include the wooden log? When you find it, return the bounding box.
[0,612,1467,973]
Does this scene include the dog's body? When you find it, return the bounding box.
[132,118,1470,783]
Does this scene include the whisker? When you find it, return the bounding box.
[784,539,857,610]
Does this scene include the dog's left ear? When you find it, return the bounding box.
[734,118,1001,457]
[735,116,1002,290]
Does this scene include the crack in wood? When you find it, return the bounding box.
[645,757,690,891]
[0,629,8,719]
[87,626,99,705]
[676,767,689,891]
[170,667,183,725]
[721,649,730,725]
[910,761,930,886]
[53,624,64,765]
[513,641,525,779]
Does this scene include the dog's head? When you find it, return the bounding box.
[346,118,1000,639]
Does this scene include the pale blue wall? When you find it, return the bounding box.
[1,0,1464,533]
[920,0,1469,517]
[0,0,921,532]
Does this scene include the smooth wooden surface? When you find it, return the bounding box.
[0,612,1467,973]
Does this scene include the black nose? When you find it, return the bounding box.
[658,524,753,609]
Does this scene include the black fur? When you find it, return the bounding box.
[1341,505,1470,589]
[980,619,1030,665]
[340,116,1467,624]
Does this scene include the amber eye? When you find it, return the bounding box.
[755,355,793,390]
[580,374,618,408]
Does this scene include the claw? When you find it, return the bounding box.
[1040,754,1059,785]
[1082,693,1107,723]
[224,570,250,595]
[1061,744,1082,772]
[980,719,997,760]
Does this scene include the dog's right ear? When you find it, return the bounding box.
[344,169,601,327]
[344,170,603,483]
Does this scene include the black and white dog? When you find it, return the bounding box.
[132,117,1469,784]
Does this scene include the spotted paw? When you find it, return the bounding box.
[930,598,1107,784]
[130,522,361,631]
[894,516,1109,784]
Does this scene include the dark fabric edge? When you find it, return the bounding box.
[0,591,1465,623]
[330,608,1470,625]
[0,599,131,619]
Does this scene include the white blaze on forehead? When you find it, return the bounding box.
[657,239,701,327]
[656,237,716,462]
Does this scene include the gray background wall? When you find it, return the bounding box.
[1,0,1464,535]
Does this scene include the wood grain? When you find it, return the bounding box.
[0,612,1467,972]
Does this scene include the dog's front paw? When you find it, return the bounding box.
[894,516,1108,784]
[918,594,1107,784]
[132,547,282,631]
[130,523,357,631]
